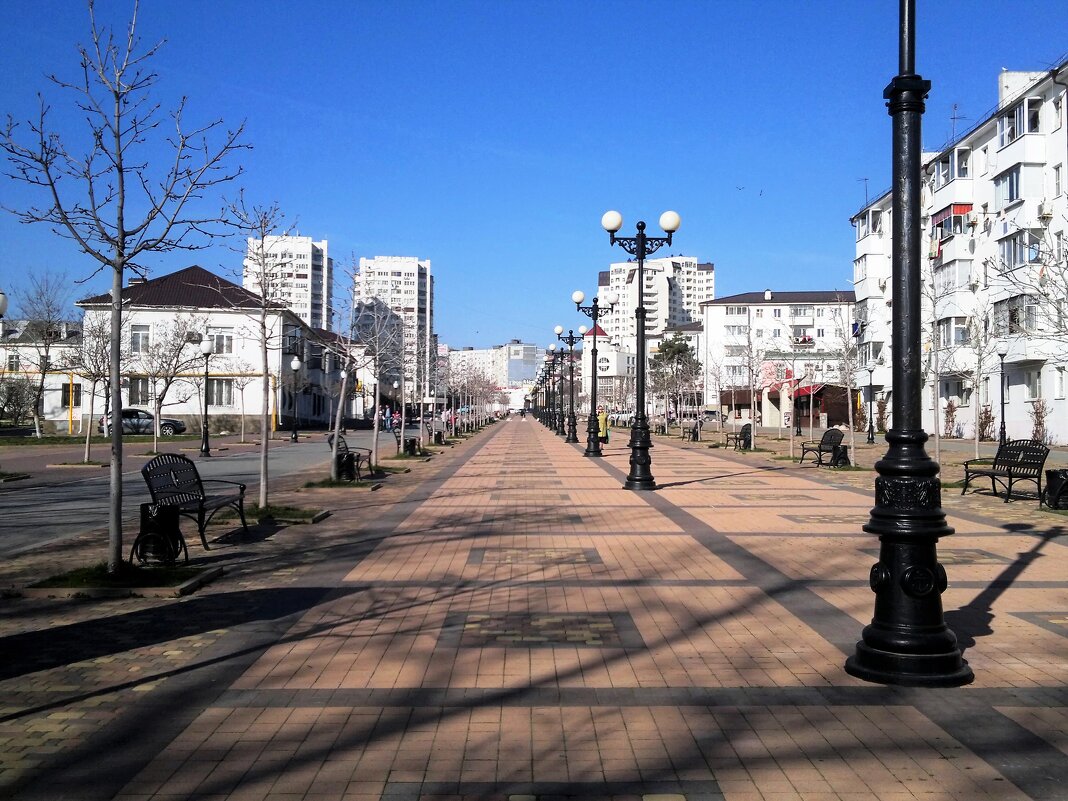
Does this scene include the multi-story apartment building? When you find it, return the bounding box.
[578,324,636,413]
[852,62,1068,444]
[446,340,543,391]
[354,256,435,402]
[243,235,334,330]
[703,290,855,427]
[597,257,715,348]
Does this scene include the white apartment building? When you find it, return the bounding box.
[354,256,434,402]
[578,324,636,413]
[852,62,1068,444]
[243,235,334,330]
[703,290,855,427]
[446,341,543,391]
[597,257,715,348]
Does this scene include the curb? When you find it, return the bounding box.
[17,566,225,599]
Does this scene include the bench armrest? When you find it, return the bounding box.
[202,479,247,493]
[963,459,994,468]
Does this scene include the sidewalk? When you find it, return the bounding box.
[1,418,1066,800]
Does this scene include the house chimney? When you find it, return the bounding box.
[129,277,146,286]
[764,289,773,301]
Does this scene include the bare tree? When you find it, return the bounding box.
[60,308,127,461]
[1,1,247,571]
[0,376,37,426]
[829,302,860,465]
[957,293,1002,457]
[14,273,73,438]
[227,358,258,444]
[352,298,403,467]
[132,315,205,452]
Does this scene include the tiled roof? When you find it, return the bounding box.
[704,290,855,305]
[77,266,278,310]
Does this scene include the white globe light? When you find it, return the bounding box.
[200,339,213,356]
[572,290,585,304]
[659,210,681,233]
[290,356,301,371]
[606,291,619,305]
[601,210,623,233]
[549,343,557,351]
[554,324,564,335]
[579,325,588,335]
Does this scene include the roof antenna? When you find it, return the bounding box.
[858,177,869,207]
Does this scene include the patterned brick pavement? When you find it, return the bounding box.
[1,419,1066,800]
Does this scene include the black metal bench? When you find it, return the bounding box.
[424,419,447,445]
[683,419,703,442]
[327,434,371,481]
[725,423,752,450]
[800,429,845,466]
[141,453,249,550]
[963,439,1050,504]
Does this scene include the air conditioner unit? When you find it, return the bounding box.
[877,278,887,292]
[968,277,980,290]
[966,211,980,228]
[928,239,941,258]
[1038,200,1053,223]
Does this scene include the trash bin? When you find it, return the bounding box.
[335,451,356,481]
[131,503,185,564]
[1046,469,1068,509]
[434,431,445,445]
[404,437,418,456]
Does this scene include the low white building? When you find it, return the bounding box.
[702,289,855,426]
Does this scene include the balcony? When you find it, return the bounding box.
[791,336,815,349]
[930,177,973,209]
[996,133,1046,171]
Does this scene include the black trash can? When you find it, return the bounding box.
[131,503,186,564]
[404,437,418,456]
[335,451,356,481]
[1046,469,1068,509]
[434,431,445,445]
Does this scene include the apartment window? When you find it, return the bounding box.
[773,308,782,318]
[981,376,990,405]
[61,382,82,408]
[754,308,764,318]
[956,148,970,178]
[938,316,969,347]
[1024,369,1042,400]
[996,297,1039,334]
[816,328,825,338]
[6,354,19,371]
[1055,164,1063,197]
[790,306,814,317]
[131,324,150,354]
[998,98,1041,147]
[1056,367,1066,399]
[816,307,825,317]
[1054,95,1063,130]
[979,146,988,175]
[129,376,150,405]
[999,230,1041,270]
[206,378,234,407]
[209,328,234,355]
[932,204,972,240]
[772,328,781,338]
[994,167,1021,210]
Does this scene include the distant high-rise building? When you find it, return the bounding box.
[354,256,435,400]
[243,235,333,330]
[598,256,714,349]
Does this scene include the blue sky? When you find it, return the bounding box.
[2,1,1066,348]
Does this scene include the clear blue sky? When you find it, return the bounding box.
[2,1,1066,349]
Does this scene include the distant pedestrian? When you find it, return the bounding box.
[597,407,609,443]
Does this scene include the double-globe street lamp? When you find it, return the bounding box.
[601,209,680,491]
[290,356,302,443]
[573,290,618,457]
[199,338,214,457]
[845,0,972,687]
[543,351,557,430]
[549,346,567,436]
[997,341,1009,445]
[555,325,584,444]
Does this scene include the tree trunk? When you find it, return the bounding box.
[108,265,124,573]
[258,313,270,510]
[330,371,348,481]
[83,380,97,463]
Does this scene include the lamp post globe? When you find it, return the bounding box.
[199,338,214,457]
[0,288,8,319]
[290,355,302,443]
[603,209,680,490]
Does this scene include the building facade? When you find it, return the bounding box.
[243,235,334,330]
[852,62,1068,444]
[354,256,435,403]
[702,290,855,427]
[597,257,715,349]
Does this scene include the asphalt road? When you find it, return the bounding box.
[0,428,405,558]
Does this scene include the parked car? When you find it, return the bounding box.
[98,408,187,436]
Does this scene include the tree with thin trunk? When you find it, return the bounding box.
[60,308,128,462]
[132,314,205,453]
[352,298,403,469]
[14,273,73,438]
[227,358,258,444]
[1,1,246,572]
[829,301,860,465]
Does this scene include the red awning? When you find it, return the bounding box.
[794,383,825,398]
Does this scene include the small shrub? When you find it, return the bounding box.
[977,404,995,441]
[1029,399,1051,444]
[875,398,888,434]
[942,400,958,439]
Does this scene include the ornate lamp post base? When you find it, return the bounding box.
[623,423,656,490]
[565,413,579,443]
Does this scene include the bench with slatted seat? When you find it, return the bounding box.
[141,453,248,550]
[327,434,372,481]
[683,419,703,442]
[725,423,751,450]
[800,428,845,466]
[963,439,1050,504]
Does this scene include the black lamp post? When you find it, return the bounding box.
[550,347,566,436]
[290,356,301,443]
[199,338,213,457]
[556,325,583,444]
[574,290,618,457]
[845,0,972,687]
[544,352,557,429]
[602,209,680,491]
[997,342,1009,445]
[866,364,876,444]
